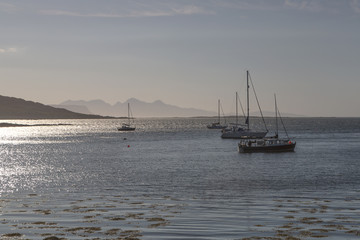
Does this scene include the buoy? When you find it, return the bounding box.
[128,145,130,148]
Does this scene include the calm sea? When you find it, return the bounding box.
[0,117,360,239]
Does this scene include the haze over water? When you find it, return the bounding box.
[1,117,360,239]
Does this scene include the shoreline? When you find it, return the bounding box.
[0,123,73,128]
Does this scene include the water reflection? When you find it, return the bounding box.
[0,118,360,239]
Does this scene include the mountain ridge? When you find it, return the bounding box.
[55,98,305,118]
[55,98,216,117]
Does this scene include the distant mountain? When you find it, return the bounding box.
[57,99,115,116]
[0,95,110,119]
[51,104,93,115]
[57,98,216,117]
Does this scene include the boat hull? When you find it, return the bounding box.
[117,127,136,131]
[238,142,296,153]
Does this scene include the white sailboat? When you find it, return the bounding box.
[207,99,228,129]
[117,103,136,131]
[221,70,268,139]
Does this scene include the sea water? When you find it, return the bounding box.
[0,117,360,239]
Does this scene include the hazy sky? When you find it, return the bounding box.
[1,0,360,117]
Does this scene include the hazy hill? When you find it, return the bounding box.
[54,104,93,115]
[58,98,216,117]
[55,99,115,116]
[0,95,109,119]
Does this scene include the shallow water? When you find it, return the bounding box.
[0,117,360,239]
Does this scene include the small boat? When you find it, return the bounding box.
[118,123,135,131]
[221,71,268,139]
[238,94,296,153]
[207,99,228,129]
[117,103,136,131]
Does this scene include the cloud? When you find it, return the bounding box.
[283,0,360,14]
[284,0,323,12]
[39,4,214,18]
[213,0,282,11]
[199,0,360,15]
[170,5,215,15]
[39,9,171,18]
[351,0,360,13]
[0,2,17,13]
[0,48,17,53]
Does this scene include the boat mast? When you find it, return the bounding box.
[246,70,250,131]
[275,94,278,138]
[248,71,268,133]
[128,103,130,125]
[236,92,238,126]
[218,99,220,123]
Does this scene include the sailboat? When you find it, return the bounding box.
[220,91,244,132]
[221,71,268,139]
[207,99,228,129]
[238,94,296,153]
[117,103,136,131]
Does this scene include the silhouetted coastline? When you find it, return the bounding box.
[0,95,113,119]
[0,123,73,128]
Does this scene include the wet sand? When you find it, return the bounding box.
[242,196,360,239]
[1,193,360,239]
[0,193,184,239]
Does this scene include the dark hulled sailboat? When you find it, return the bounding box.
[238,94,296,153]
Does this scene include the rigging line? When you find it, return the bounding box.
[248,73,268,132]
[220,102,228,124]
[228,94,236,125]
[277,108,290,139]
[275,93,278,137]
[237,93,247,122]
[129,105,135,123]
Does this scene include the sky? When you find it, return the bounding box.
[1,0,360,117]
